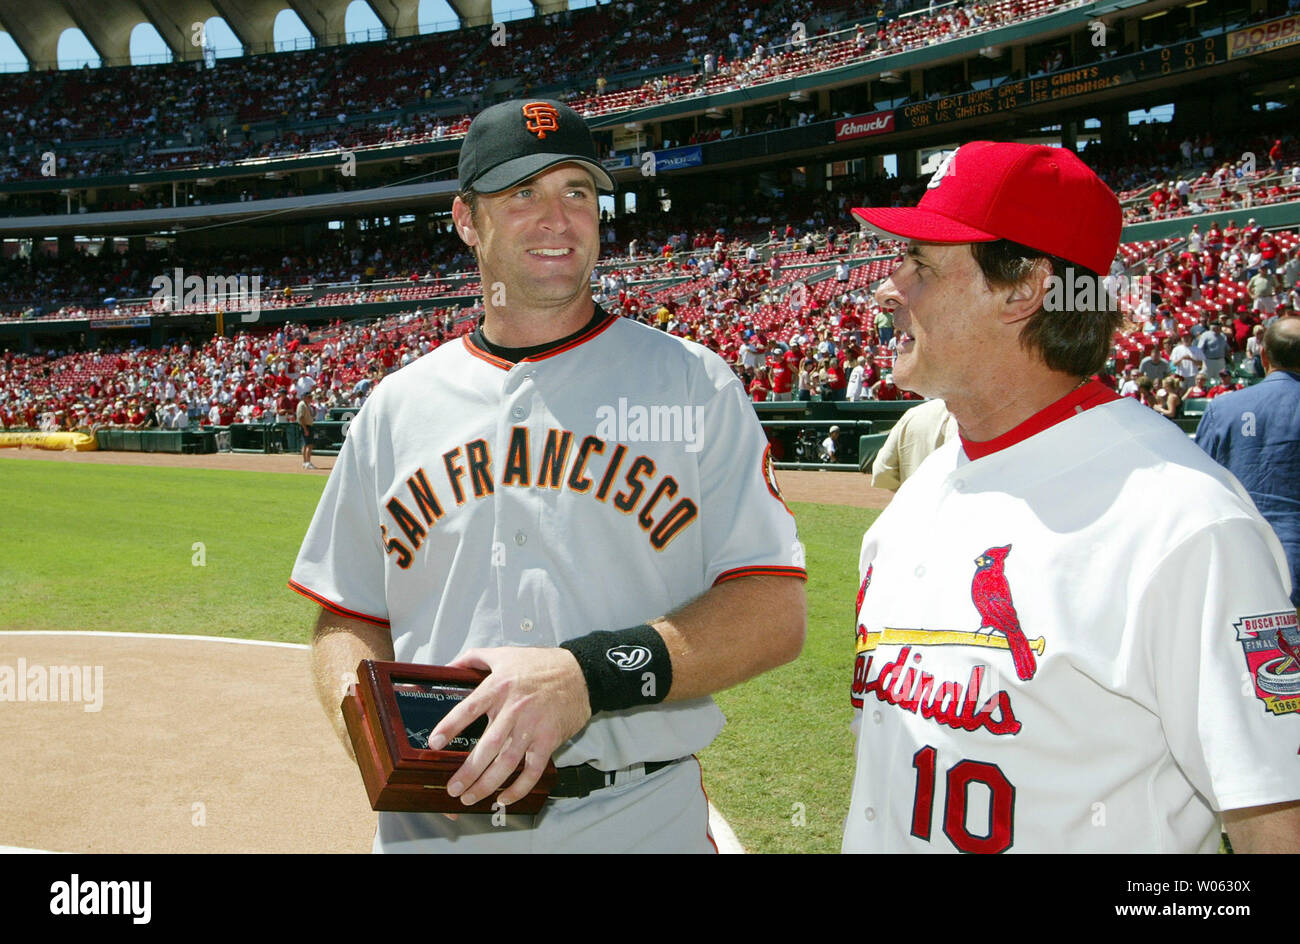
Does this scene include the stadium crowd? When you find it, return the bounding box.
[4,220,1298,438]
[0,309,464,433]
[0,0,1082,183]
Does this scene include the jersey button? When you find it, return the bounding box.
[952,479,966,492]
[914,564,926,578]
[520,618,534,632]
[510,406,526,420]
[514,530,527,545]
[864,807,876,822]
[872,710,882,724]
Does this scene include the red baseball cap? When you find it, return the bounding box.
[852,141,1122,276]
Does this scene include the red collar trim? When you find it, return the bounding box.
[960,379,1119,461]
[462,311,618,371]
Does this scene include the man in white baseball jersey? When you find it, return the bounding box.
[845,141,1300,854]
[291,99,806,853]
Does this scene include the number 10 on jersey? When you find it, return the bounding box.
[911,746,1015,853]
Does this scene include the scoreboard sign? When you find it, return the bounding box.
[890,35,1227,132]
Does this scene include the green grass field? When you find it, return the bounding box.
[0,460,877,854]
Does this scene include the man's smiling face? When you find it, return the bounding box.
[454,163,600,314]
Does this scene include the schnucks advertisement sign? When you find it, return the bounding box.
[835,111,896,141]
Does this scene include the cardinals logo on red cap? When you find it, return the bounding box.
[927,149,958,190]
[521,102,560,140]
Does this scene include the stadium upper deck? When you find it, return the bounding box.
[1,0,1260,190]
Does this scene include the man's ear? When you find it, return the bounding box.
[999,258,1053,328]
[451,196,478,248]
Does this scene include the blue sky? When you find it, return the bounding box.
[0,0,597,70]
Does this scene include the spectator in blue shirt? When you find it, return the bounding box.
[1196,316,1300,605]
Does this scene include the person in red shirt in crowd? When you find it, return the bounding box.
[1233,307,1256,350]
[839,308,861,344]
[823,358,848,401]
[1269,139,1283,174]
[1205,223,1223,255]
[748,369,770,403]
[770,357,794,401]
[872,372,901,400]
[110,400,129,425]
[783,342,802,371]
[1185,373,1210,399]
[1259,232,1278,273]
[1150,186,1167,218]
[1223,219,1240,248]
[1201,251,1219,285]
[1206,369,1238,399]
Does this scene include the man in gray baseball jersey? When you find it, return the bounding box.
[291,99,806,853]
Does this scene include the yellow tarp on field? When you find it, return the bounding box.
[0,431,98,451]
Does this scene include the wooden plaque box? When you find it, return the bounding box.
[341,659,555,815]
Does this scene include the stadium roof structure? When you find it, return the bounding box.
[0,0,568,69]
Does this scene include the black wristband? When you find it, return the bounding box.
[560,624,672,714]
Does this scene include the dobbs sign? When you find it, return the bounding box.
[835,111,895,141]
[1228,13,1300,58]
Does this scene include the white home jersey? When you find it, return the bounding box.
[845,395,1299,853]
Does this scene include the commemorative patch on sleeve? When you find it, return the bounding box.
[1234,610,1300,716]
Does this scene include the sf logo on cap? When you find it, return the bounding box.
[522,102,560,140]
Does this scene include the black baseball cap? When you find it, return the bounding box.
[458,99,615,194]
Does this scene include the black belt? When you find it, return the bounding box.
[550,760,677,799]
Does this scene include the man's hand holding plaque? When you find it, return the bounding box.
[429,646,592,808]
[341,659,559,815]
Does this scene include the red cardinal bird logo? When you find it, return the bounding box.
[971,545,1037,681]
[856,564,873,616]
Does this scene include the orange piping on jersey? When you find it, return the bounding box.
[695,755,720,854]
[288,580,391,627]
[463,339,515,371]
[461,311,618,369]
[713,565,808,585]
[523,311,618,360]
